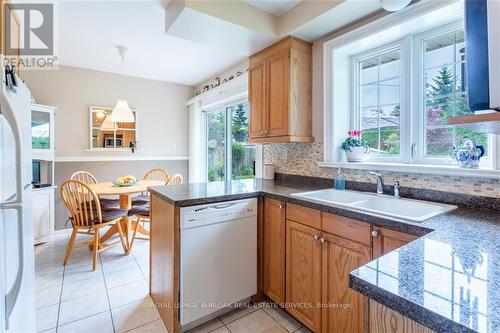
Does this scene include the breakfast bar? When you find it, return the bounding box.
[147,178,500,333]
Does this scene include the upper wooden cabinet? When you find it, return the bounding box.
[263,198,286,305]
[372,226,418,260]
[248,36,314,143]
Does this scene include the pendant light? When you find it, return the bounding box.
[100,115,115,131]
[110,45,135,123]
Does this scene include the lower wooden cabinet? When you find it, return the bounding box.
[372,226,418,259]
[321,232,371,333]
[286,220,322,332]
[370,300,435,333]
[261,202,421,333]
[263,198,286,305]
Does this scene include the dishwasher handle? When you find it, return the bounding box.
[210,202,238,210]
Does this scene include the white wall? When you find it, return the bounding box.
[22,65,193,159]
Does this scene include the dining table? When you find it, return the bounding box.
[88,180,164,252]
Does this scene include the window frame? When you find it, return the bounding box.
[348,20,494,167]
[203,98,256,182]
[351,39,410,163]
[412,21,494,167]
[88,106,138,152]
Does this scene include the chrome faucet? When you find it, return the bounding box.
[369,171,384,194]
[394,180,401,198]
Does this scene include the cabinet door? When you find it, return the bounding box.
[286,220,321,332]
[33,189,54,242]
[372,226,418,259]
[321,232,371,333]
[267,49,290,137]
[249,63,267,139]
[263,198,286,305]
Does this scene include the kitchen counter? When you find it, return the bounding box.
[149,178,500,333]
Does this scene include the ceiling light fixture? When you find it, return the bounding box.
[110,45,135,123]
[381,0,412,12]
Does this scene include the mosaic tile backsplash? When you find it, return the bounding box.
[263,143,500,198]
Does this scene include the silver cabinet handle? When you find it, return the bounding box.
[320,237,326,244]
[313,234,320,240]
[371,230,379,237]
[278,204,283,209]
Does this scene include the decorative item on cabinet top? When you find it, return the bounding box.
[194,68,248,96]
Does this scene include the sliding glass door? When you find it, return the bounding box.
[206,101,255,182]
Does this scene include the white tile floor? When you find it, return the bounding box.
[35,230,311,333]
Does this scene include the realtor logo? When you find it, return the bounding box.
[3,3,57,69]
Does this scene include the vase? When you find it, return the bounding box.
[346,146,368,162]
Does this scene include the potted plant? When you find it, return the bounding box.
[341,130,369,162]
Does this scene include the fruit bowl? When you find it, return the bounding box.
[113,175,138,187]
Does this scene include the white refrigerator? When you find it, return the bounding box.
[0,58,36,332]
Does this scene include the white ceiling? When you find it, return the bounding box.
[243,0,302,16]
[57,1,247,86]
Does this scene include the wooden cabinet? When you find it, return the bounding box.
[263,198,286,305]
[286,220,322,332]
[370,300,435,333]
[321,232,371,333]
[33,187,55,243]
[248,36,313,143]
[249,63,266,138]
[261,202,421,333]
[372,226,418,259]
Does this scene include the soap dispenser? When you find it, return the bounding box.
[334,168,346,190]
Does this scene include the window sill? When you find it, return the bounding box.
[317,161,500,179]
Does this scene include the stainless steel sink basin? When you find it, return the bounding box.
[291,189,457,222]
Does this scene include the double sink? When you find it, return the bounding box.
[291,189,457,222]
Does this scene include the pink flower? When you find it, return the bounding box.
[347,129,362,138]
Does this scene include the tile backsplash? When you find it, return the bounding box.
[263,143,500,198]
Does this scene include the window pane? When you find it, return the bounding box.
[425,127,453,157]
[380,78,400,105]
[230,102,255,180]
[423,29,488,158]
[424,32,454,69]
[379,52,400,81]
[115,129,135,149]
[360,84,378,108]
[360,56,378,85]
[357,49,401,156]
[32,111,50,149]
[380,129,400,155]
[207,111,226,182]
[425,65,454,98]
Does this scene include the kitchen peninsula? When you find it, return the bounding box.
[148,177,500,333]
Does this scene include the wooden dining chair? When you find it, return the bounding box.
[60,179,128,270]
[166,174,183,185]
[132,168,170,205]
[71,170,119,210]
[128,173,183,253]
[70,170,97,184]
[143,168,170,182]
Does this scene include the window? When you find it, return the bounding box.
[355,49,402,157]
[206,101,256,182]
[349,21,492,166]
[89,106,137,150]
[422,30,488,158]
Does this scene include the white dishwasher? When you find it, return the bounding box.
[180,198,257,329]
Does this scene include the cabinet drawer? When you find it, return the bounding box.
[286,203,321,229]
[322,213,371,246]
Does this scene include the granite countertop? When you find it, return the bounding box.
[149,178,500,333]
